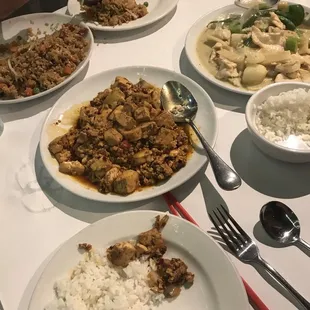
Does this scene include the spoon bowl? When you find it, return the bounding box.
[234,0,279,9]
[161,81,242,191]
[161,81,198,122]
[260,201,310,251]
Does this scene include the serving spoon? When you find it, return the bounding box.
[234,0,279,10]
[160,81,242,191]
[260,201,310,251]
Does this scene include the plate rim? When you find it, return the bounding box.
[28,210,249,310]
[0,12,94,105]
[39,65,218,203]
[67,0,179,32]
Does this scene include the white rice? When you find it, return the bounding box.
[45,249,164,310]
[255,88,310,148]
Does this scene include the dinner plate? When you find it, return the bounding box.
[67,0,179,31]
[40,65,218,203]
[28,211,249,310]
[0,13,94,105]
[185,4,310,96]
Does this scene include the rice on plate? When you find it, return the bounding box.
[44,215,194,310]
[45,249,164,310]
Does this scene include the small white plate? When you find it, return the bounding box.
[0,13,94,105]
[40,65,218,203]
[28,211,249,310]
[67,0,179,31]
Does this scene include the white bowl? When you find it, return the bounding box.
[245,82,310,163]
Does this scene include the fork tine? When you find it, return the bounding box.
[213,210,241,250]
[220,205,251,241]
[208,213,237,254]
[217,207,245,245]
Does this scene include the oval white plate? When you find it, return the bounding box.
[28,211,249,310]
[185,4,310,96]
[40,65,218,203]
[67,0,179,31]
[0,13,94,105]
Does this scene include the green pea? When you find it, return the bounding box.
[33,87,40,94]
[143,1,149,7]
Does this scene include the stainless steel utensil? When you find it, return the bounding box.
[234,0,279,9]
[260,201,310,251]
[161,81,242,191]
[209,205,310,310]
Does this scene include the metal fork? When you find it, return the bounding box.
[209,205,310,310]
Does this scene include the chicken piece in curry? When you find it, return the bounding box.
[197,2,310,91]
[48,77,191,196]
[106,215,195,298]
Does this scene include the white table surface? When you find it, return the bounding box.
[1,1,310,309]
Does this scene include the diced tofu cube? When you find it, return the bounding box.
[104,128,123,146]
[59,161,85,176]
[155,111,175,128]
[115,110,136,129]
[139,121,158,138]
[113,170,140,195]
[134,107,151,122]
[121,127,142,142]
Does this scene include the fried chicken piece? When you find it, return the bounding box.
[107,241,136,267]
[137,215,169,257]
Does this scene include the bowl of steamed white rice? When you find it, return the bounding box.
[245,82,310,163]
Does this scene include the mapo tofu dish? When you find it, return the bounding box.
[197,2,310,91]
[48,77,191,196]
[80,0,148,27]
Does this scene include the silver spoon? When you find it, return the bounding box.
[234,0,279,10]
[161,81,242,191]
[260,201,310,251]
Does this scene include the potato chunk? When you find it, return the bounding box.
[242,65,267,86]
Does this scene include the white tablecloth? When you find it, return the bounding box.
[1,1,310,309]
